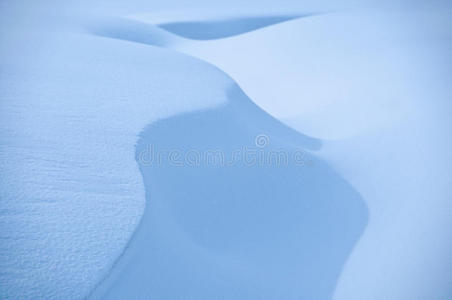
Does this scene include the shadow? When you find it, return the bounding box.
[88,15,312,47]
[88,17,178,47]
[158,15,306,40]
[95,84,368,299]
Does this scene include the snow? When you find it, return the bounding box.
[0,10,230,298]
[1,1,452,299]
[89,84,367,299]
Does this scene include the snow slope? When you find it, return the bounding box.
[0,6,231,298]
[102,10,452,299]
[89,83,367,300]
[1,1,452,299]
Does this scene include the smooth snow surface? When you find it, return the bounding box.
[1,1,452,299]
[89,85,367,299]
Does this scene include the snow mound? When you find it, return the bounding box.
[89,84,367,299]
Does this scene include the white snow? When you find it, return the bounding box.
[1,1,452,299]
